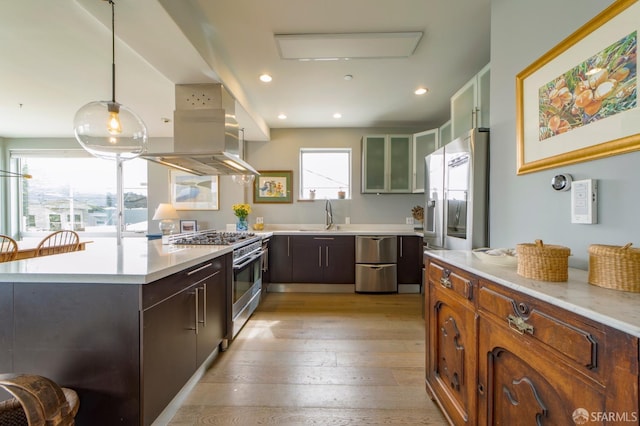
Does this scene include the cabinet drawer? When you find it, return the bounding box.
[478,280,604,382]
[428,261,474,301]
[143,257,224,310]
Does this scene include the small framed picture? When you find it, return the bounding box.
[253,170,293,203]
[180,220,197,233]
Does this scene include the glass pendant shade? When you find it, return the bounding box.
[74,100,148,161]
[231,174,255,186]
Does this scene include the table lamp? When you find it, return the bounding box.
[152,203,179,244]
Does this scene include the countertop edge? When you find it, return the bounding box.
[424,249,640,338]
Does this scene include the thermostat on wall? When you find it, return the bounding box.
[571,179,597,224]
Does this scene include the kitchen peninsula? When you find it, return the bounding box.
[0,238,235,426]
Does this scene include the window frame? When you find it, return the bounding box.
[299,147,352,200]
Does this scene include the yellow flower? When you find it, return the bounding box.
[232,203,251,218]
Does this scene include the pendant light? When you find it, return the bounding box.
[73,0,148,160]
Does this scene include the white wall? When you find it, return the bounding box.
[489,0,640,269]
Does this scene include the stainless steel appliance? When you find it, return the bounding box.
[170,229,263,339]
[355,235,397,293]
[424,128,489,250]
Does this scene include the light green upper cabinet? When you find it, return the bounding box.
[362,135,412,193]
[451,63,490,141]
[412,129,439,193]
[439,120,452,147]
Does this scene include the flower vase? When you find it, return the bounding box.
[236,217,248,231]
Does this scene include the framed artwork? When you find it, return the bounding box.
[253,170,293,203]
[170,170,219,210]
[180,220,197,233]
[516,0,639,175]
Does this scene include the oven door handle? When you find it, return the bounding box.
[233,250,264,270]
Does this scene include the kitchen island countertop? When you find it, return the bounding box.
[0,238,233,284]
[425,249,640,338]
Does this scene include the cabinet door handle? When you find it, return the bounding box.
[199,284,207,328]
[439,277,452,288]
[193,288,199,335]
[318,246,322,267]
[399,237,403,257]
[507,314,534,335]
[325,246,329,267]
[187,262,213,276]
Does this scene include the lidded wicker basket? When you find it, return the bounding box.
[516,239,570,282]
[588,243,640,292]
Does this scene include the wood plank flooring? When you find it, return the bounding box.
[167,292,447,425]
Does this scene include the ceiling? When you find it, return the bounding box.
[0,0,490,142]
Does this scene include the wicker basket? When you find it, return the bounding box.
[588,243,640,292]
[516,239,570,282]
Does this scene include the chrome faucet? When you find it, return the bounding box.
[325,199,333,230]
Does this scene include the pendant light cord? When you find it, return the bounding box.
[108,0,116,103]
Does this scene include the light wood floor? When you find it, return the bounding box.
[167,292,447,425]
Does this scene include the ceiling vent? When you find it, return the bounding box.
[274,32,423,60]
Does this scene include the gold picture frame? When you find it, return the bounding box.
[516,0,640,175]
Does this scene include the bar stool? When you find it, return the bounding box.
[0,235,18,262]
[0,373,79,425]
[35,231,80,257]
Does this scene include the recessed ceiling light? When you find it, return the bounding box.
[278,113,287,119]
[415,87,429,95]
[259,74,273,83]
[333,113,342,119]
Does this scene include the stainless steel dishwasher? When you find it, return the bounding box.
[355,235,397,293]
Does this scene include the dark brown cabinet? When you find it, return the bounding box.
[397,235,422,284]
[291,236,355,284]
[269,235,292,282]
[424,256,639,426]
[142,257,226,425]
[4,253,230,426]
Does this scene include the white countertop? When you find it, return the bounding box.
[261,223,423,236]
[425,249,640,338]
[0,238,233,284]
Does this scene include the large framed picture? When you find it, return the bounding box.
[253,170,293,203]
[516,0,639,175]
[170,170,219,210]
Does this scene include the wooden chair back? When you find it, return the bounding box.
[0,235,18,263]
[0,373,79,426]
[35,230,80,257]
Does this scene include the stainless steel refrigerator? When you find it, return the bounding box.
[424,128,489,250]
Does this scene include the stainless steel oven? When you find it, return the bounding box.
[231,239,263,338]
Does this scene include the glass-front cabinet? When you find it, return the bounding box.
[412,129,439,193]
[362,134,412,193]
[451,63,490,141]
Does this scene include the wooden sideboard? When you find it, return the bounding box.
[424,253,639,425]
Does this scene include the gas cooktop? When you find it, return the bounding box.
[168,230,257,246]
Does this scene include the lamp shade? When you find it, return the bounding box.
[73,100,148,161]
[152,203,179,220]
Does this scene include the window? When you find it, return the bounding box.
[300,148,351,199]
[10,150,148,236]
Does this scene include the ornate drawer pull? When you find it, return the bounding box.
[507,314,534,335]
[439,277,452,288]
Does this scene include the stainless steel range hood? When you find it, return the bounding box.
[142,84,259,176]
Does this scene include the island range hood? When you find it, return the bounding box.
[142,83,259,176]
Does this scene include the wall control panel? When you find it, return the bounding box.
[571,179,597,224]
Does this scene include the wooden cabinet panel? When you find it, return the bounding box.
[196,264,226,366]
[291,236,355,284]
[269,235,292,282]
[478,317,605,425]
[0,283,12,372]
[397,235,422,284]
[428,260,474,302]
[427,284,477,425]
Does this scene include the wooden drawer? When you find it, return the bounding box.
[478,279,605,383]
[428,260,474,302]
